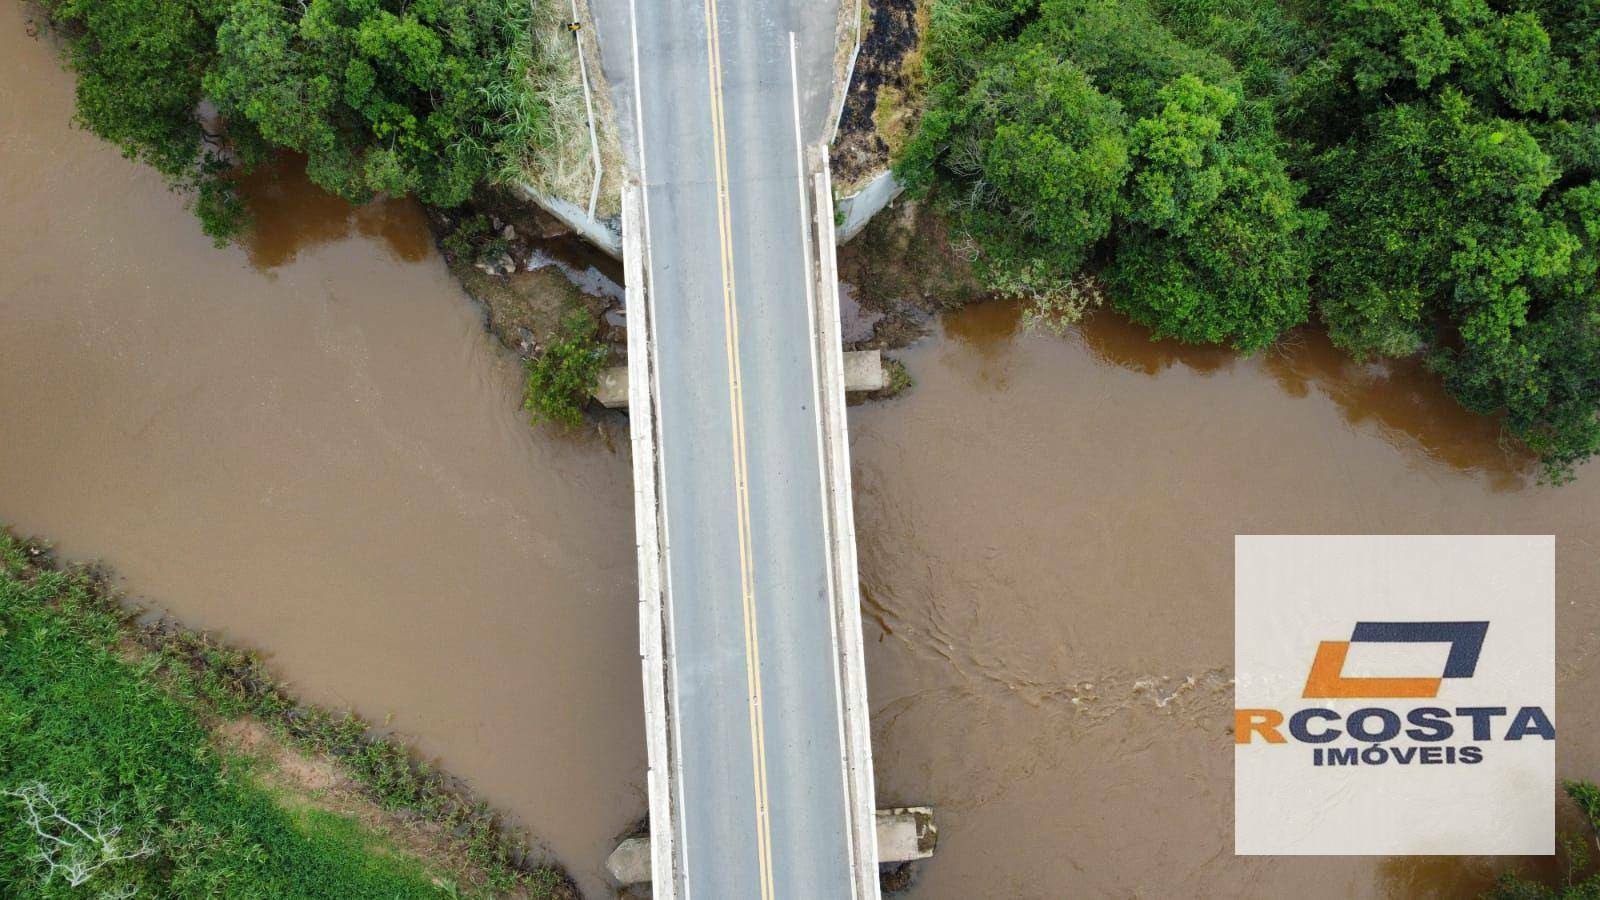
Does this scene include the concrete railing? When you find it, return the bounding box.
[605,807,937,885]
[568,0,604,218]
[622,182,680,899]
[594,349,885,408]
[510,183,622,259]
[812,157,882,900]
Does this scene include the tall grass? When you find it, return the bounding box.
[491,0,622,216]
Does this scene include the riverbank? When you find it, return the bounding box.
[424,188,630,425]
[0,529,578,898]
[428,192,622,351]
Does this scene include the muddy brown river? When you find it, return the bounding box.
[4,4,1599,897]
[855,303,1597,897]
[1,6,642,893]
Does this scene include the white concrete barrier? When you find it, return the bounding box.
[835,169,903,244]
[594,349,887,408]
[513,182,623,259]
[622,182,680,899]
[605,807,938,885]
[813,159,882,900]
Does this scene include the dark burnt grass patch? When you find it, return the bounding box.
[831,0,924,188]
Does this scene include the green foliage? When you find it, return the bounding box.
[899,0,1313,349]
[38,0,251,239]
[1301,0,1600,480]
[195,164,253,247]
[1313,92,1572,357]
[205,0,536,207]
[1149,0,1321,104]
[0,536,445,897]
[903,0,1600,475]
[1486,780,1600,898]
[1106,73,1313,348]
[523,308,606,429]
[1570,779,1600,827]
[1288,0,1600,128]
[39,0,225,179]
[440,213,510,265]
[883,358,916,396]
[40,0,551,240]
[901,42,1129,277]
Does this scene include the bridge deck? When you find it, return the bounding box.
[614,0,879,895]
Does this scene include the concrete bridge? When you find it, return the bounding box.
[585,0,910,894]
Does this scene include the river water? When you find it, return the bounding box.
[1,6,642,893]
[854,302,1598,897]
[5,4,1599,897]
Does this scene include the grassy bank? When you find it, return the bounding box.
[0,530,575,898]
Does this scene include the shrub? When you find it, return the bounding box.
[523,309,606,428]
[440,213,509,264]
[1487,780,1600,898]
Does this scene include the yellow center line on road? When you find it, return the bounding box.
[700,0,776,896]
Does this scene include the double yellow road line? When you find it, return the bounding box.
[700,0,776,895]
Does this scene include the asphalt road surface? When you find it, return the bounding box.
[618,0,857,895]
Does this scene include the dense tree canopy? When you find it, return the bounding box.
[901,0,1313,351]
[42,0,228,182]
[38,0,1600,478]
[40,0,544,240]
[1302,0,1600,480]
[206,0,531,207]
[901,0,1600,479]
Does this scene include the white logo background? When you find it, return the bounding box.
[1235,535,1554,855]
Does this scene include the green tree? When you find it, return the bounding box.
[205,0,533,207]
[38,0,247,243]
[1107,74,1312,349]
[1299,0,1600,479]
[40,0,548,241]
[900,0,1311,348]
[41,0,223,177]
[1439,182,1600,479]
[901,42,1131,293]
[1314,92,1572,357]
